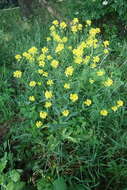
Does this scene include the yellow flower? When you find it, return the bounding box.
[60,22,67,29]
[83,56,90,64]
[39,61,45,67]
[74,56,83,64]
[29,96,35,102]
[45,90,53,99]
[13,70,22,78]
[104,78,113,87]
[70,93,78,102]
[50,25,56,31]
[15,54,22,61]
[96,70,105,76]
[42,47,48,54]
[47,80,54,86]
[38,69,44,74]
[40,111,47,119]
[103,40,109,47]
[72,18,79,24]
[43,72,48,77]
[84,99,92,106]
[47,37,51,42]
[89,79,95,84]
[104,49,109,54]
[28,46,37,54]
[29,81,36,87]
[90,63,97,68]
[62,37,68,43]
[44,101,52,108]
[71,25,78,33]
[68,46,72,50]
[51,60,59,68]
[65,66,74,77]
[52,20,59,25]
[64,83,70,89]
[86,20,91,26]
[36,121,43,128]
[37,82,42,86]
[100,109,108,116]
[55,43,64,53]
[111,106,118,112]
[93,56,100,63]
[117,100,124,107]
[78,24,83,31]
[47,55,52,60]
[62,110,69,117]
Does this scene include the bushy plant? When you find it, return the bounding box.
[11,18,127,189]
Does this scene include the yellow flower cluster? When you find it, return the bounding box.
[13,18,125,128]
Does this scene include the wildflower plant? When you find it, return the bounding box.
[13,18,125,130]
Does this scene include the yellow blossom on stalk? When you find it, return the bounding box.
[60,22,67,29]
[43,72,48,77]
[55,43,64,53]
[37,82,42,86]
[15,54,22,61]
[38,69,44,74]
[83,56,90,64]
[65,66,74,77]
[52,33,62,42]
[62,37,68,43]
[117,100,124,107]
[73,48,83,57]
[50,25,56,31]
[111,106,118,112]
[89,28,100,37]
[100,109,108,116]
[71,25,78,33]
[42,47,48,54]
[28,46,37,54]
[103,40,109,47]
[44,101,52,108]
[93,56,100,63]
[104,49,109,54]
[62,110,69,117]
[86,20,92,26]
[22,52,34,61]
[13,70,22,78]
[52,20,59,25]
[84,99,92,106]
[39,61,45,67]
[38,54,46,61]
[90,63,97,68]
[78,24,83,31]
[36,121,43,128]
[104,78,113,87]
[68,46,72,50]
[74,56,83,64]
[51,60,59,68]
[47,80,54,86]
[89,79,95,84]
[64,83,70,89]
[47,37,51,42]
[47,55,52,60]
[70,93,78,102]
[29,96,35,102]
[72,18,79,24]
[29,81,36,87]
[45,90,53,99]
[40,111,47,119]
[96,70,105,76]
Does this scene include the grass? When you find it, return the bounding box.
[0,6,127,190]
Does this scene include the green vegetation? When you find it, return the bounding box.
[0,2,127,190]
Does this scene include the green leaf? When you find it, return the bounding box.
[53,177,67,190]
[9,170,20,182]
